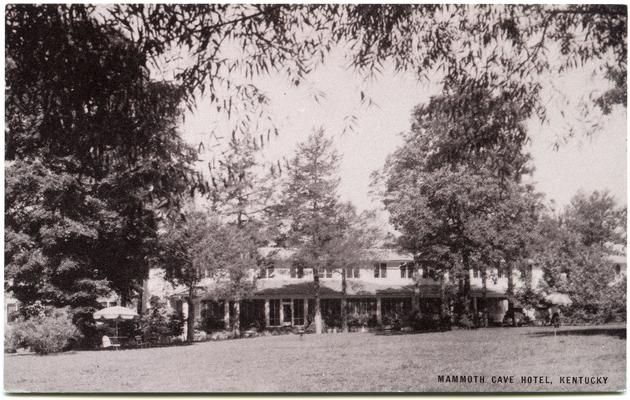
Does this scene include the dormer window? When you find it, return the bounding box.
[374,263,387,278]
[316,268,334,279]
[400,263,415,278]
[259,265,275,279]
[344,267,360,279]
[290,265,304,279]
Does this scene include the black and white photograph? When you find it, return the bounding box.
[4,3,627,393]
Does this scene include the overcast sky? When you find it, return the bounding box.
[182,51,627,215]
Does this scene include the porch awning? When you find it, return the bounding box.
[470,288,512,299]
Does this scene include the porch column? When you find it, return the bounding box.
[182,301,189,339]
[264,299,270,327]
[279,300,284,325]
[376,296,382,325]
[223,301,230,330]
[412,287,420,312]
[234,301,241,333]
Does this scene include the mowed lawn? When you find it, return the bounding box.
[5,325,625,393]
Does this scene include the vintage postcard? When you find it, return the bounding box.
[4,3,626,393]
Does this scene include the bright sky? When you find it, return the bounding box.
[182,51,627,215]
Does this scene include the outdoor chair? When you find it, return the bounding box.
[101,335,121,350]
[134,335,149,348]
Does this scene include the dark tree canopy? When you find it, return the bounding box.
[5,5,202,309]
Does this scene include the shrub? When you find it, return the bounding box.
[72,306,102,349]
[199,307,226,332]
[140,296,184,340]
[456,313,474,329]
[5,307,81,354]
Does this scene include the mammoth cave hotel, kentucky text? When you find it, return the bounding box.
[437,375,610,385]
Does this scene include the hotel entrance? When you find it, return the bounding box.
[268,298,306,327]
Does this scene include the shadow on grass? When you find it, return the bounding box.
[373,328,450,336]
[527,326,626,340]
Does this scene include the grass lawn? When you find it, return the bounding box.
[4,324,625,393]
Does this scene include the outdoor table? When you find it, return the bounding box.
[110,336,127,347]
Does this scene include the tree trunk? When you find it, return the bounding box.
[313,269,322,334]
[507,264,515,327]
[482,267,488,327]
[439,272,449,330]
[186,290,195,343]
[462,253,472,321]
[233,300,241,336]
[136,286,144,315]
[341,270,348,333]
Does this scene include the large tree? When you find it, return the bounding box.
[528,191,627,324]
[376,89,543,326]
[159,211,258,342]
[5,5,201,311]
[563,190,627,248]
[274,129,359,334]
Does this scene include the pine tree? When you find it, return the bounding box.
[276,129,344,334]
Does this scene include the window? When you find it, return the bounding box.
[374,263,387,278]
[615,264,621,275]
[293,299,305,325]
[344,267,360,279]
[347,298,377,316]
[400,263,415,278]
[316,268,334,279]
[269,299,281,326]
[6,303,18,322]
[472,268,480,279]
[290,265,304,279]
[259,265,275,279]
[497,269,504,278]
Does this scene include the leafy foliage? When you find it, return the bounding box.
[5,5,201,309]
[272,129,377,332]
[563,190,626,248]
[5,307,81,354]
[529,191,627,324]
[377,88,544,324]
[140,296,185,339]
[104,4,626,150]
[159,211,258,339]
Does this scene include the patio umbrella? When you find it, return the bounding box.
[544,293,572,306]
[93,306,139,340]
